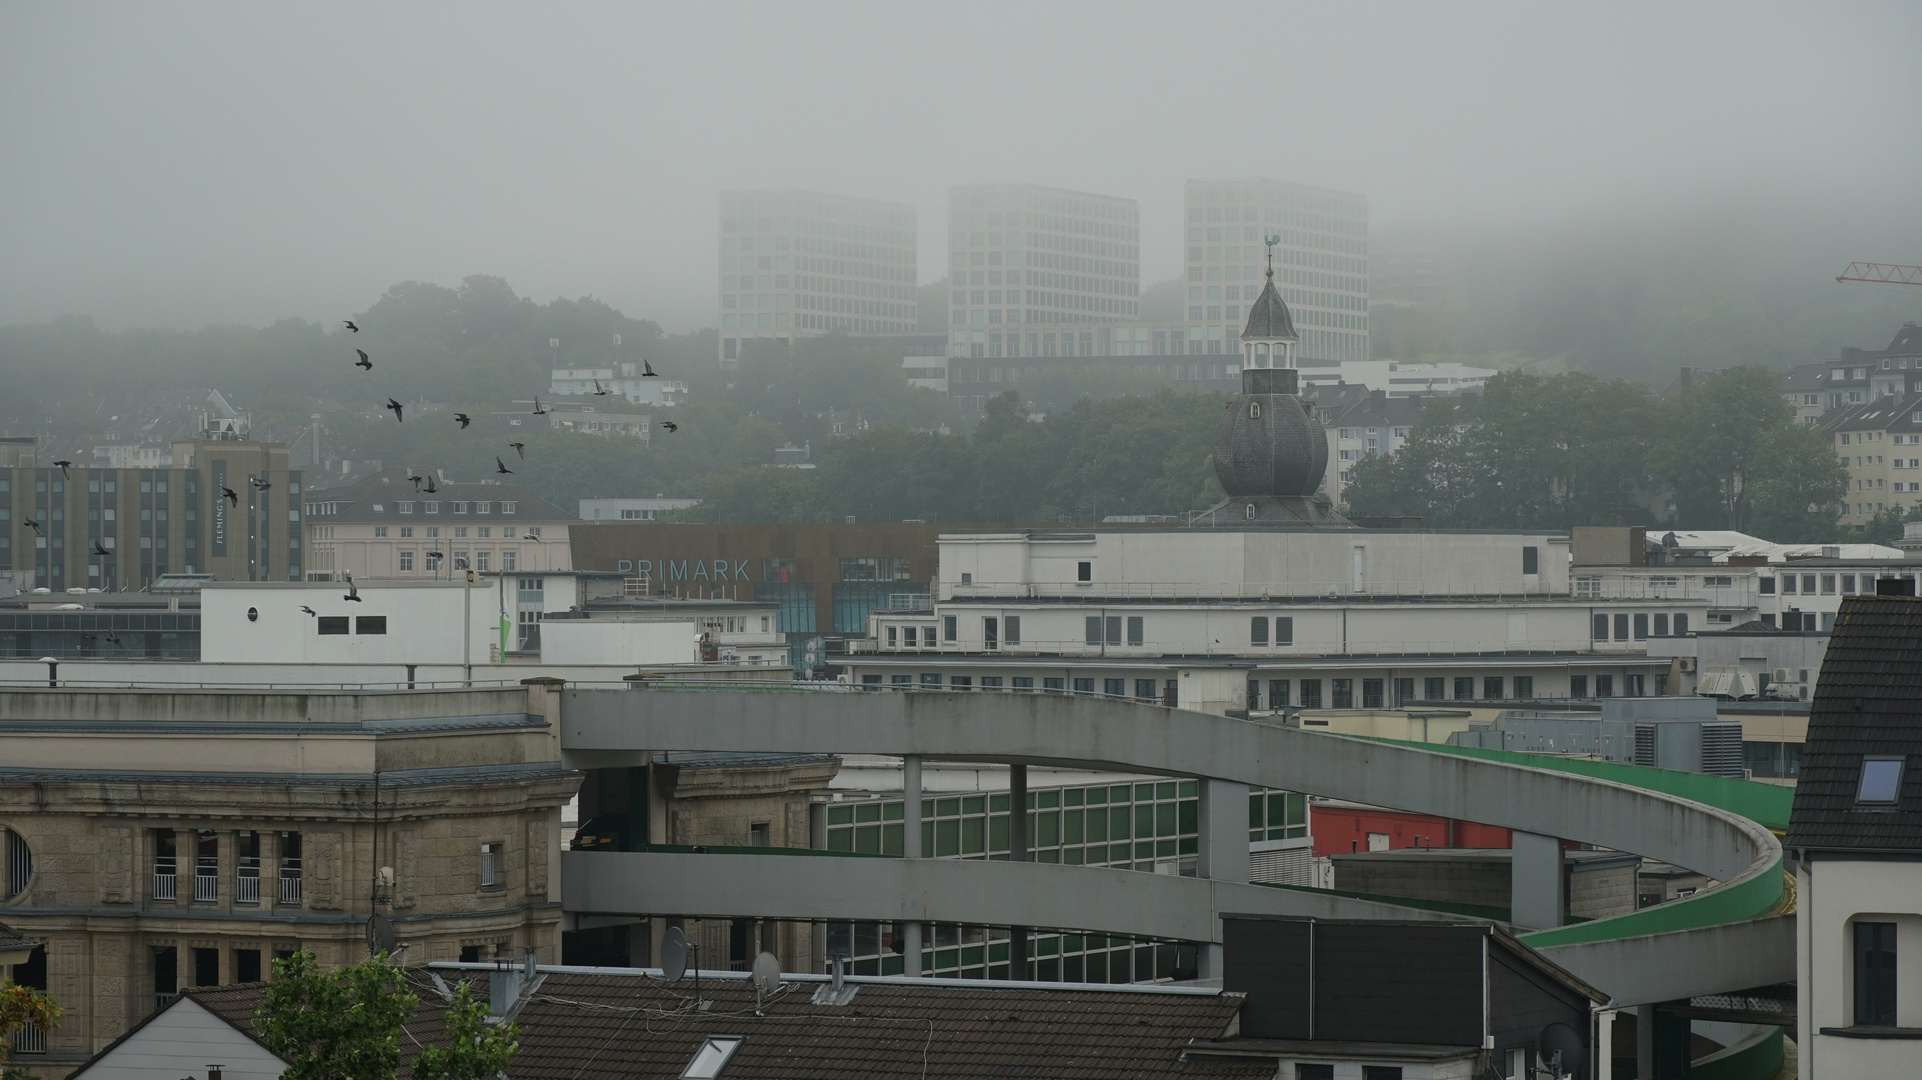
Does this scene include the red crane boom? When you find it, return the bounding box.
[1837,262,1922,285]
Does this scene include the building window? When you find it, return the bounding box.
[1760,576,1775,594]
[1455,676,1474,700]
[1103,678,1126,698]
[1331,679,1354,708]
[1613,613,1630,641]
[1296,1067,1335,1080]
[1522,546,1539,575]
[943,615,957,642]
[1269,680,1289,707]
[1005,616,1021,644]
[1073,677,1096,695]
[1424,677,1445,701]
[1362,679,1384,708]
[373,526,387,537]
[476,551,490,572]
[1571,675,1588,698]
[479,843,501,890]
[1484,676,1505,699]
[1514,675,1534,699]
[1654,614,1669,635]
[1076,561,1092,582]
[502,550,516,571]
[1854,921,1898,1027]
[317,616,349,635]
[1126,616,1143,646]
[1250,616,1269,646]
[1597,674,1614,697]
[1299,679,1322,708]
[1633,614,1649,640]
[1592,614,1608,640]
[1857,757,1905,804]
[1674,614,1689,635]
[356,616,387,635]
[399,550,414,571]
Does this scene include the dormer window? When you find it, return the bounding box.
[1857,756,1904,804]
[1250,402,1262,419]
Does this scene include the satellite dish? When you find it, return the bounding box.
[365,914,396,955]
[751,951,781,996]
[661,926,689,982]
[1538,1021,1584,1078]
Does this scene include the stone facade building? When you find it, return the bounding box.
[0,683,578,1076]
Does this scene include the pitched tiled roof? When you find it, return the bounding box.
[0,920,36,953]
[301,466,574,524]
[1239,277,1297,344]
[1787,595,1922,853]
[506,975,1264,1079]
[179,974,458,1074]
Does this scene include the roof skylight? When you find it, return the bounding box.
[681,1035,744,1078]
[1857,757,1905,804]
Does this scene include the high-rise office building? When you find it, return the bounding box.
[1183,179,1368,363]
[717,190,918,364]
[947,184,1140,359]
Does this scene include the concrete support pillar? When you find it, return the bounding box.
[901,755,923,978]
[1008,764,1029,979]
[1510,831,1565,930]
[1196,779,1249,884]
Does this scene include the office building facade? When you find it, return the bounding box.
[0,436,301,592]
[717,190,918,364]
[1184,178,1368,363]
[947,184,1141,359]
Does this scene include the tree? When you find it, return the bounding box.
[408,982,518,1080]
[1648,367,1847,533]
[0,982,59,1071]
[255,952,419,1080]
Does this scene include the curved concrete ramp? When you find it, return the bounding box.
[560,688,1789,1004]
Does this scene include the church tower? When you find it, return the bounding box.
[1203,236,1350,526]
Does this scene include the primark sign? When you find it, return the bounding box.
[615,558,753,582]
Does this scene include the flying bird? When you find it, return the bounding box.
[53,460,72,478]
[455,413,472,429]
[531,396,548,416]
[408,474,424,491]
[21,517,40,533]
[250,477,271,492]
[343,320,360,333]
[222,487,239,507]
[300,605,317,617]
[386,398,404,422]
[642,359,659,377]
[660,421,678,433]
[523,533,542,544]
[342,570,361,603]
[104,631,123,647]
[592,378,611,396]
[423,476,439,494]
[92,541,109,557]
[508,442,525,459]
[355,349,372,370]
[495,457,513,475]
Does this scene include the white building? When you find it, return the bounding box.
[303,467,575,580]
[718,189,918,364]
[1184,179,1369,364]
[1299,359,1494,398]
[902,355,948,394]
[947,183,1140,360]
[578,498,699,522]
[549,365,688,408]
[847,527,1698,711]
[1788,595,1922,1078]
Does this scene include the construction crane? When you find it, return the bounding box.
[1836,262,1922,285]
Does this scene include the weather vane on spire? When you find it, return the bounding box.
[1264,234,1280,279]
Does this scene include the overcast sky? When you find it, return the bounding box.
[3,1,1917,332]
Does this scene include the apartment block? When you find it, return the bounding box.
[718,190,918,364]
[947,184,1140,359]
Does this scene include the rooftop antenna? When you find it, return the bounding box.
[750,951,781,1015]
[1264,234,1280,280]
[661,926,709,1010]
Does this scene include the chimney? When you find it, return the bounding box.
[208,1068,224,1080]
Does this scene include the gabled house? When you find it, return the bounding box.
[1788,592,1922,1077]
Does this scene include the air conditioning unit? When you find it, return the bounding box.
[1772,667,1796,684]
[1677,658,1697,673]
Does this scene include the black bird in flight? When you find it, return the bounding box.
[250,477,271,492]
[495,457,513,475]
[222,487,239,507]
[342,570,361,603]
[660,421,678,433]
[93,541,110,557]
[408,474,424,491]
[21,517,40,533]
[455,413,471,429]
[300,605,317,617]
[386,398,404,422]
[423,476,438,494]
[592,378,611,396]
[53,459,72,478]
[523,533,542,544]
[343,320,360,333]
[642,359,659,377]
[105,631,123,647]
[531,396,548,415]
[355,349,372,371]
[508,442,525,459]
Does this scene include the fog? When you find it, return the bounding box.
[2,1,1918,333]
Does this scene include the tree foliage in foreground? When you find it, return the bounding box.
[0,982,60,1070]
[256,952,420,1080]
[1343,368,1849,540]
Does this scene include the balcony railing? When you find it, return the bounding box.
[279,869,303,906]
[9,1021,47,1054]
[193,871,217,903]
[152,870,176,901]
[236,872,260,906]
